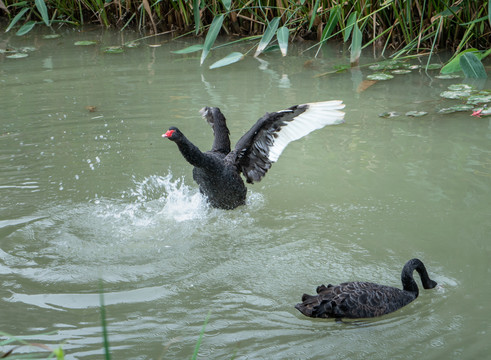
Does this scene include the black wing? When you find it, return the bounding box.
[228,100,345,183]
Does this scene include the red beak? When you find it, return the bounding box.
[162,129,175,138]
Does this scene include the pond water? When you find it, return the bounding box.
[1,28,490,359]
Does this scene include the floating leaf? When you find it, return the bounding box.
[74,40,97,46]
[438,104,474,114]
[408,65,421,69]
[103,46,124,53]
[277,26,289,57]
[6,52,28,59]
[19,46,36,52]
[367,73,394,80]
[35,0,50,26]
[379,111,401,118]
[460,52,488,78]
[425,63,443,70]
[43,34,61,39]
[406,111,428,117]
[124,41,140,48]
[435,74,461,79]
[254,17,280,57]
[368,60,403,71]
[221,0,231,11]
[200,14,224,65]
[209,52,244,69]
[440,90,472,99]
[448,84,473,91]
[16,21,36,36]
[391,69,411,74]
[173,44,204,54]
[466,94,491,105]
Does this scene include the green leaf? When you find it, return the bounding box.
[200,14,224,65]
[221,0,231,11]
[276,26,289,56]
[16,21,36,36]
[74,40,97,46]
[308,0,320,31]
[35,0,50,26]
[209,52,244,69]
[103,46,124,53]
[440,48,480,74]
[460,52,488,78]
[254,17,280,57]
[320,5,340,42]
[5,7,29,32]
[193,0,200,35]
[350,22,362,64]
[172,44,204,54]
[344,12,357,43]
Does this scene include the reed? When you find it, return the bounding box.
[1,1,490,66]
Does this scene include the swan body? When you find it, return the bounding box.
[162,101,345,209]
[295,258,437,319]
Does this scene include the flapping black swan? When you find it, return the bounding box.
[162,101,345,209]
[295,258,437,319]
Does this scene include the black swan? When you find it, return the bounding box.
[295,258,437,319]
[162,101,345,209]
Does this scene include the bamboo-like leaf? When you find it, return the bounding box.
[276,26,289,56]
[350,22,362,65]
[460,52,488,78]
[200,14,224,65]
[35,0,50,26]
[254,17,280,58]
[16,21,36,36]
[209,52,244,69]
[172,44,204,54]
[221,0,231,11]
[5,7,29,32]
[489,0,491,27]
[320,5,340,43]
[308,0,320,31]
[344,12,357,43]
[193,0,200,35]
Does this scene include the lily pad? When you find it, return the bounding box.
[74,41,97,46]
[368,60,404,71]
[391,69,411,74]
[466,94,491,105]
[367,73,394,81]
[440,90,472,99]
[103,46,124,54]
[6,53,28,59]
[439,104,474,114]
[408,65,421,70]
[448,84,473,91]
[125,42,140,48]
[425,63,443,70]
[406,111,428,117]
[378,111,402,118]
[19,46,36,52]
[435,74,461,79]
[43,34,61,39]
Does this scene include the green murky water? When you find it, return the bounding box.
[1,28,490,359]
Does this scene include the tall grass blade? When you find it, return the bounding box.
[460,52,488,78]
[489,1,491,27]
[344,11,357,42]
[35,0,50,26]
[254,17,280,57]
[350,22,362,65]
[308,0,320,31]
[99,279,111,360]
[276,26,289,56]
[5,7,29,32]
[193,0,200,35]
[16,21,36,36]
[320,6,340,43]
[192,310,211,360]
[209,51,243,69]
[200,14,224,65]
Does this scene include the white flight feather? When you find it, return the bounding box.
[267,100,345,162]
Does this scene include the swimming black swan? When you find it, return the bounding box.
[295,258,437,319]
[162,101,345,209]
